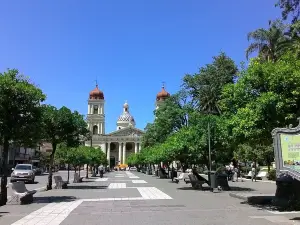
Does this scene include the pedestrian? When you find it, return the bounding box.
[251,162,256,182]
[98,164,104,178]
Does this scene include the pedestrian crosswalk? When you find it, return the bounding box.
[108,183,126,189]
[132,180,147,183]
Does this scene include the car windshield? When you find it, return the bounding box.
[15,165,32,170]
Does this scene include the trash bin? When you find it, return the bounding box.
[275,174,294,199]
[216,173,230,190]
[208,171,217,191]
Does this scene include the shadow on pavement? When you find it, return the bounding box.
[34,196,77,203]
[0,212,9,217]
[177,186,254,192]
[176,186,211,191]
[291,217,300,220]
[67,185,107,189]
[229,186,255,192]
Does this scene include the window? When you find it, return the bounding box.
[15,165,32,170]
[93,125,98,135]
[93,106,98,114]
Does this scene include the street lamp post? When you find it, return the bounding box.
[208,121,212,172]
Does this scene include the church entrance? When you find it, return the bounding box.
[110,156,116,167]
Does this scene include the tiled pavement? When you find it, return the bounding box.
[1,171,300,224]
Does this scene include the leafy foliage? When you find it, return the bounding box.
[0,69,46,206]
[183,52,237,114]
[41,105,89,190]
[276,0,300,22]
[246,20,287,62]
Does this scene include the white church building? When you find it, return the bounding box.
[85,84,170,167]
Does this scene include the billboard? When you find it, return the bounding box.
[272,119,300,180]
[280,134,300,173]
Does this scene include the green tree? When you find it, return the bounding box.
[41,105,89,190]
[183,52,237,114]
[246,20,287,62]
[142,91,189,148]
[0,69,45,206]
[85,146,106,178]
[279,21,300,58]
[55,144,78,182]
[127,153,139,166]
[221,52,300,168]
[276,0,300,22]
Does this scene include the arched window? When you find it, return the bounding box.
[93,106,98,114]
[93,125,98,135]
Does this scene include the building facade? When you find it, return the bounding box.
[85,84,170,167]
[0,145,40,168]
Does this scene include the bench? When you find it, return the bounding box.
[54,175,68,189]
[8,181,36,204]
[73,173,84,183]
[188,174,205,190]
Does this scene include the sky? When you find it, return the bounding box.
[0,0,281,133]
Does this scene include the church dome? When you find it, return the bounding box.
[156,84,170,101]
[117,101,135,123]
[89,84,104,100]
[118,112,135,123]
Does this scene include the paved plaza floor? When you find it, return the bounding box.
[0,171,300,225]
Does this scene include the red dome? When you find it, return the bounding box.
[89,85,104,100]
[156,85,170,101]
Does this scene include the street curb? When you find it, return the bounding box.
[229,192,274,205]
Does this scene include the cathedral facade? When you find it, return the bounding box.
[85,84,170,167]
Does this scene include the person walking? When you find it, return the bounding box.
[98,164,104,178]
[251,162,256,182]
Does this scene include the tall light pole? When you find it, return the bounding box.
[208,120,212,172]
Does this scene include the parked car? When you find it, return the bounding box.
[11,164,35,183]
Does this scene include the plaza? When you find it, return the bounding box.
[0,170,299,225]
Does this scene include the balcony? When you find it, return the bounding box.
[15,153,30,160]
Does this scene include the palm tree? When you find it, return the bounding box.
[246,20,287,62]
[278,20,300,58]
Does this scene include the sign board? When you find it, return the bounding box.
[272,118,300,180]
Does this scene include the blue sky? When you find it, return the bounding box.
[0,1,281,133]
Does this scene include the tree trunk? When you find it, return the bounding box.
[67,164,70,183]
[79,166,81,176]
[0,138,10,206]
[86,164,89,179]
[47,143,56,190]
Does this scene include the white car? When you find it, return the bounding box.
[11,164,35,183]
[130,167,137,171]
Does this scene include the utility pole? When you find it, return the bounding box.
[208,120,212,172]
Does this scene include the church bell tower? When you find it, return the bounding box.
[87,84,105,135]
[155,83,170,111]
